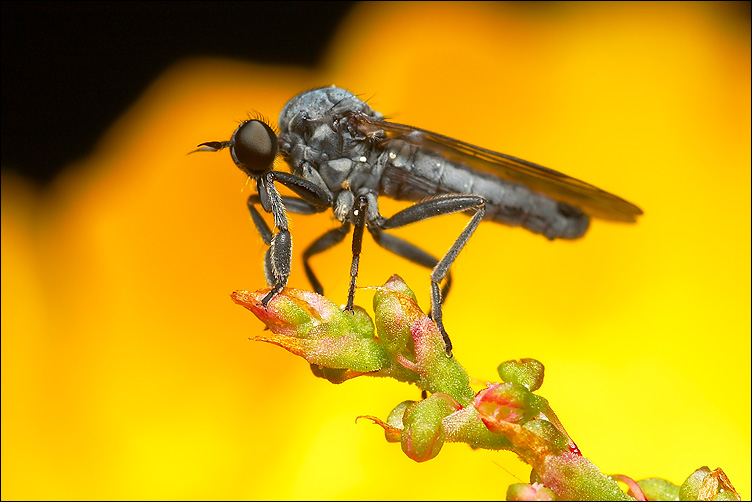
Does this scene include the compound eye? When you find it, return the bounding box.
[231,119,278,175]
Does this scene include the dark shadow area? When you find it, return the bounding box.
[1,1,354,185]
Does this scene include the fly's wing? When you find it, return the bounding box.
[350,114,642,222]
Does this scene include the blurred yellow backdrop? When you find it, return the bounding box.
[2,2,749,499]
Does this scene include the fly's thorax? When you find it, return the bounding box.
[279,87,351,133]
[278,85,382,137]
[278,119,341,166]
[318,155,384,192]
[278,86,383,173]
[277,88,388,200]
[319,158,355,188]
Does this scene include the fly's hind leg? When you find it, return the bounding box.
[367,229,453,306]
[375,194,486,356]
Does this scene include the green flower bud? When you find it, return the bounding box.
[680,467,740,501]
[400,395,455,462]
[232,287,389,372]
[680,466,712,501]
[498,358,545,391]
[636,478,680,501]
[474,382,540,432]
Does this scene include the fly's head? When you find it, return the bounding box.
[192,118,279,179]
[229,119,278,177]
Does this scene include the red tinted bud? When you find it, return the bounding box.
[474,382,536,432]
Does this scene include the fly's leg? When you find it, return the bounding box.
[247,193,328,287]
[376,194,487,356]
[270,174,333,295]
[246,200,277,286]
[345,195,369,311]
[280,196,327,215]
[247,172,332,306]
[271,171,333,211]
[302,224,351,295]
[367,229,452,304]
[250,177,291,305]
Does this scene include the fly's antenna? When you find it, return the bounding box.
[187,140,231,155]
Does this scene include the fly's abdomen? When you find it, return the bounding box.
[379,141,589,240]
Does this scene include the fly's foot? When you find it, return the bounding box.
[261,285,285,308]
[433,317,454,357]
[429,303,454,357]
[440,331,454,358]
[260,291,274,307]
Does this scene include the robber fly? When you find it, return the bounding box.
[194,85,642,355]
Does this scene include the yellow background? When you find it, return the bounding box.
[2,2,749,499]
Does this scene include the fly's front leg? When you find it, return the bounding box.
[248,172,332,305]
[377,195,486,356]
[246,198,277,286]
[251,176,292,306]
[248,193,327,288]
[271,171,333,211]
[263,228,292,305]
[269,170,336,295]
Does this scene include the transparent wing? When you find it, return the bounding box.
[349,113,643,222]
